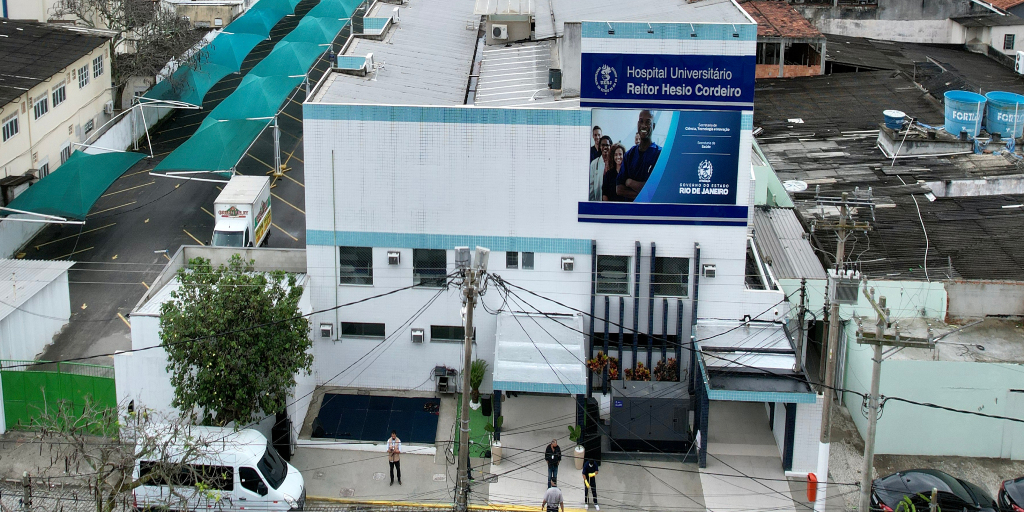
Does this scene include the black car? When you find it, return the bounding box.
[999,476,1024,512]
[871,469,998,512]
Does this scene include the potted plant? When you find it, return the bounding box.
[484,415,503,465]
[568,424,585,469]
[654,358,679,381]
[469,358,488,410]
[625,362,651,381]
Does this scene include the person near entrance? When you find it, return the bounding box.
[542,481,565,512]
[582,458,599,510]
[387,430,402,486]
[544,439,562,486]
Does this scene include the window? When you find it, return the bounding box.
[256,442,287,489]
[506,251,518,269]
[78,64,90,88]
[84,119,94,134]
[33,96,48,119]
[239,467,265,495]
[522,252,534,270]
[431,325,475,342]
[413,249,447,287]
[652,257,690,297]
[60,144,72,164]
[341,321,385,337]
[51,81,66,108]
[2,114,18,141]
[138,462,232,490]
[339,246,373,285]
[596,255,630,295]
[1006,34,1016,50]
[92,55,104,78]
[37,160,49,178]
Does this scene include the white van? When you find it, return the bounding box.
[133,426,305,511]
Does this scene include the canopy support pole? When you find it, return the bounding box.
[273,115,283,178]
[0,207,85,225]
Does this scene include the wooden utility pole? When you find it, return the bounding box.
[456,247,488,512]
[856,286,932,512]
[811,189,873,512]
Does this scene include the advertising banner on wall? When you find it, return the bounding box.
[581,53,756,110]
[587,109,741,207]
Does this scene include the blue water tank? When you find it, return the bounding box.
[985,91,1024,139]
[944,90,986,138]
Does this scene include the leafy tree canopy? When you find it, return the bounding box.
[159,255,312,426]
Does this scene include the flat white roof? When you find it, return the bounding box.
[133,273,307,317]
[215,175,268,204]
[492,311,587,395]
[0,259,74,322]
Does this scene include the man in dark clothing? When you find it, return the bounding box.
[582,458,599,510]
[544,439,562,487]
[590,126,603,163]
[616,110,661,201]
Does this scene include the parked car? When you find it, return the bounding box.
[871,469,997,512]
[999,476,1024,512]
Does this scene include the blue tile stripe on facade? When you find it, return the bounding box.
[305,104,590,126]
[581,21,757,42]
[493,380,587,395]
[308,229,593,254]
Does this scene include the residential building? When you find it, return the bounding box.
[0,20,112,182]
[1,0,60,22]
[164,0,254,29]
[300,0,821,477]
[742,1,827,78]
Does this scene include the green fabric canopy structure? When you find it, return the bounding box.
[154,0,362,174]
[3,151,145,220]
[145,0,303,106]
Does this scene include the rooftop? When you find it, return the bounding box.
[0,259,75,322]
[751,207,827,281]
[741,1,824,40]
[542,0,753,39]
[987,0,1024,11]
[754,59,1024,281]
[952,13,1024,26]
[0,19,111,107]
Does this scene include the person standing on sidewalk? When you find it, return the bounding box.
[544,439,562,487]
[582,458,599,510]
[387,430,402,486]
[541,480,565,512]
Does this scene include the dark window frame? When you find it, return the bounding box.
[339,246,373,285]
[522,252,535,269]
[652,256,690,297]
[413,249,447,288]
[430,325,476,343]
[341,321,386,338]
[596,255,631,295]
[1006,33,1016,50]
[506,251,518,269]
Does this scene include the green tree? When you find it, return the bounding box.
[159,255,312,426]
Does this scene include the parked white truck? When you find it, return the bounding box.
[211,175,271,248]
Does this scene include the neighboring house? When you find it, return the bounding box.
[991,0,1024,18]
[163,0,252,29]
[0,20,113,182]
[1,0,60,22]
[953,13,1024,60]
[743,1,827,78]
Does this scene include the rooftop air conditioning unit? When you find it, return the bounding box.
[320,323,333,338]
[103,100,114,115]
[392,6,400,23]
[561,257,574,271]
[388,251,400,265]
[411,328,424,343]
[492,24,508,40]
[363,53,374,74]
[702,264,716,278]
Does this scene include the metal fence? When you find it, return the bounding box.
[0,360,116,431]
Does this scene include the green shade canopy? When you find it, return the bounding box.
[154,0,362,173]
[4,151,146,220]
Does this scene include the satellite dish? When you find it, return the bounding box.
[783,180,808,192]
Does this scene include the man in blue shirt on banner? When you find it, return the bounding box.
[616,110,661,201]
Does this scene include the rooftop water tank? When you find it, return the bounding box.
[944,90,986,138]
[985,91,1024,139]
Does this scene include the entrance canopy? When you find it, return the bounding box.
[3,150,145,220]
[695,320,815,403]
[492,312,586,395]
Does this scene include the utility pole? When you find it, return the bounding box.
[811,189,873,512]
[856,286,932,512]
[796,278,807,372]
[456,246,489,512]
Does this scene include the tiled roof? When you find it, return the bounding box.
[987,0,1024,11]
[742,1,823,39]
[0,19,110,107]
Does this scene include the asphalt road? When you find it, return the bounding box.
[21,0,334,366]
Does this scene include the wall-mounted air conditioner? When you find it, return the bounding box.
[103,101,114,115]
[320,323,333,338]
[561,257,574,272]
[492,24,508,40]
[702,264,716,278]
[411,328,424,343]
[388,251,400,265]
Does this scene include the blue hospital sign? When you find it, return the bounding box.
[581,53,755,110]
